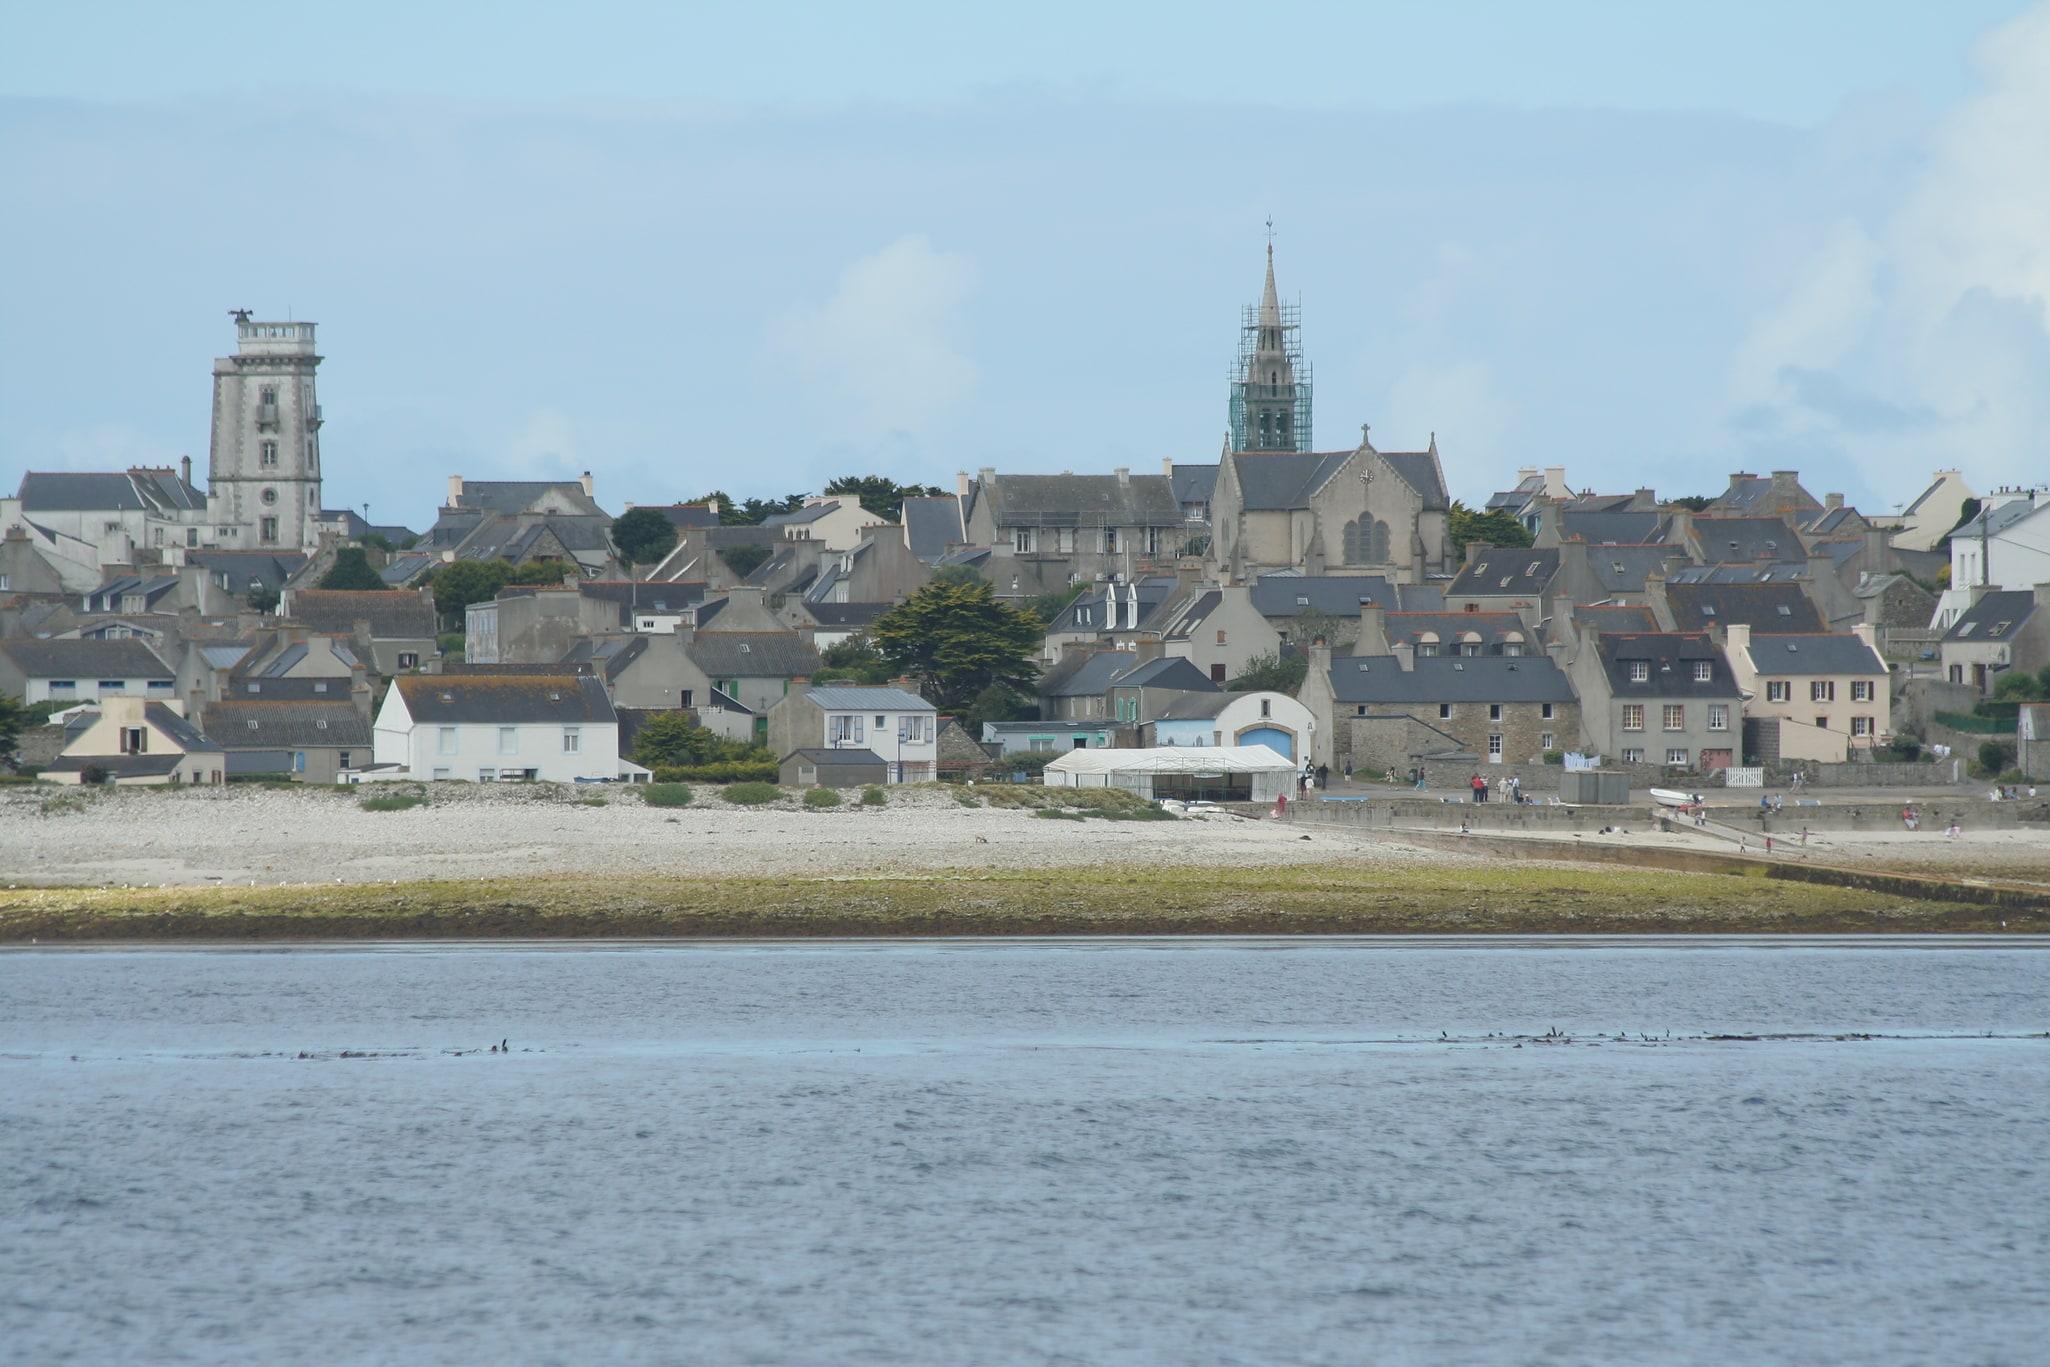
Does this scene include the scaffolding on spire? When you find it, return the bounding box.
[1227,243,1313,452]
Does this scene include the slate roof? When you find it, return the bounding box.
[1380,451,1451,511]
[1942,590,2038,643]
[82,576,182,613]
[1741,634,1886,675]
[784,747,887,766]
[1251,574,1399,617]
[380,553,440,587]
[1692,516,1805,564]
[686,632,820,678]
[762,500,843,527]
[1042,650,1139,697]
[578,580,708,612]
[1326,653,1576,704]
[1447,548,1560,598]
[1232,451,1351,511]
[803,685,932,712]
[185,550,308,594]
[901,496,964,562]
[1109,657,1217,692]
[17,468,205,513]
[0,637,172,679]
[647,503,722,530]
[45,753,192,778]
[559,635,650,682]
[394,674,615,725]
[1583,546,1676,595]
[289,589,436,637]
[224,675,355,700]
[1150,688,1266,720]
[1158,591,1224,641]
[203,701,373,749]
[1665,583,1824,633]
[1664,563,1809,585]
[1554,509,1669,544]
[451,480,607,516]
[1048,578,1181,634]
[1574,604,1660,633]
[1170,463,1218,509]
[977,473,1180,527]
[1594,633,1742,698]
[803,602,892,628]
[1954,498,2046,540]
[1381,611,1533,648]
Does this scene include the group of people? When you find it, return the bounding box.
[1296,763,1331,795]
[1468,772,1526,804]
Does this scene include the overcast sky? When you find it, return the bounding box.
[4,1,2047,528]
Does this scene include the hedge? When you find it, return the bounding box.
[1934,709,2016,735]
[650,761,780,784]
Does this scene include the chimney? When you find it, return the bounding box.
[789,676,810,694]
[1357,598,1390,655]
[1134,638,1166,663]
[1851,623,1878,654]
[1114,467,1129,486]
[1543,466,1567,496]
[1726,622,1752,666]
[979,467,996,484]
[180,455,192,486]
[2034,581,2050,609]
[1309,636,1333,686]
[955,471,971,499]
[1465,540,1492,566]
[1392,642,1415,672]
[580,471,595,498]
[1161,458,1175,478]
[1825,492,1844,510]
[448,475,464,506]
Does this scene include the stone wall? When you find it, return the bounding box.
[1334,698,1580,776]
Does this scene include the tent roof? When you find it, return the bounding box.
[1044,745,1293,776]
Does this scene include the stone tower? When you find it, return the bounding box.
[208,313,324,551]
[1228,243,1313,452]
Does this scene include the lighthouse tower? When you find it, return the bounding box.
[208,313,324,551]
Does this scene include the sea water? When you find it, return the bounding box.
[3,937,2046,1366]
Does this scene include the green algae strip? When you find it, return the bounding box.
[2,862,2039,940]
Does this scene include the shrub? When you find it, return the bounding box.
[360,794,424,812]
[78,763,110,786]
[1978,740,2014,775]
[650,761,779,784]
[1032,807,1086,821]
[642,783,694,807]
[579,797,608,807]
[1996,768,2029,786]
[955,792,981,807]
[228,772,296,784]
[802,787,842,808]
[1540,750,1564,765]
[860,786,887,807]
[721,781,782,805]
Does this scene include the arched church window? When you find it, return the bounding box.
[1369,519,1390,563]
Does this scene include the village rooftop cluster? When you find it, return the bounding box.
[4,254,2048,794]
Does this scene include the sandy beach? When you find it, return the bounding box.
[0,782,1453,888]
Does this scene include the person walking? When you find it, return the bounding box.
[1471,773,1487,803]
[1317,763,1330,791]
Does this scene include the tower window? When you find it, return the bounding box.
[261,488,278,505]
[260,387,277,405]
[260,517,279,543]
[261,440,278,466]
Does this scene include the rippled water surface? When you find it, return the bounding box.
[4,937,2048,1366]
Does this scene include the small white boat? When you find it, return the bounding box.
[1649,788,1706,809]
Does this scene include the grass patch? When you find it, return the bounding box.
[861,786,887,807]
[721,781,782,806]
[578,797,608,807]
[359,794,425,812]
[956,793,982,807]
[642,783,694,808]
[802,787,843,809]
[1032,807,1086,821]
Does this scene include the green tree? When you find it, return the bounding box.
[1023,582,1086,624]
[961,681,1035,731]
[823,475,946,522]
[317,547,387,591]
[816,633,893,685]
[1227,650,1308,696]
[508,561,569,586]
[1993,671,2046,702]
[426,559,513,631]
[1447,500,1535,558]
[1667,495,1715,511]
[630,712,763,768]
[932,563,989,589]
[721,542,773,579]
[610,507,679,568]
[360,532,394,553]
[247,581,281,614]
[0,692,24,772]
[871,578,1043,711]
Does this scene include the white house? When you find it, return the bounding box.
[1935,490,2050,628]
[767,683,939,783]
[373,674,624,782]
[0,638,176,706]
[1147,690,1316,762]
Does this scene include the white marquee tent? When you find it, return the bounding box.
[1042,745,1294,803]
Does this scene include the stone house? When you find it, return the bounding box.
[1721,624,1891,763]
[201,698,374,783]
[1564,630,1744,772]
[761,498,888,553]
[1206,435,1451,583]
[959,467,1184,596]
[1301,639,1579,775]
[283,588,438,675]
[1104,656,1220,725]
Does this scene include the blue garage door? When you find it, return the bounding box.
[1238,727,1293,761]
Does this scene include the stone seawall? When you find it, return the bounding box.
[1298,794,2046,836]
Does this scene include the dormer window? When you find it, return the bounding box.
[1693,661,1712,682]
[1629,661,1650,682]
[1992,621,2011,637]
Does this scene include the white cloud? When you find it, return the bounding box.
[1380,360,1508,477]
[1727,1,2050,496]
[498,407,581,478]
[770,236,979,451]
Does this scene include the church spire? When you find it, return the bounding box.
[1229,225,1312,453]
